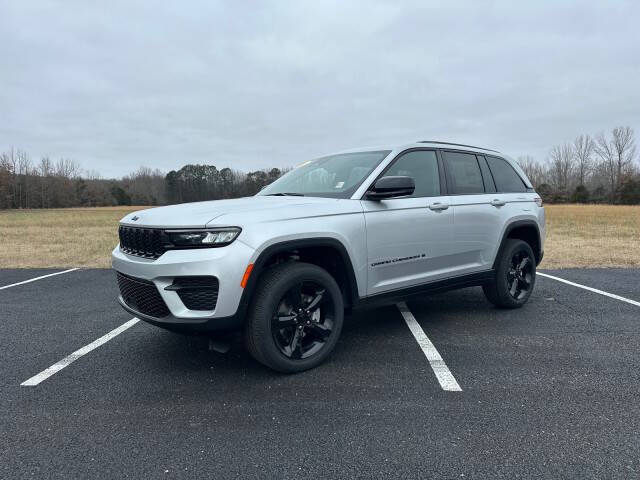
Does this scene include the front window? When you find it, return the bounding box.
[380,150,440,198]
[258,150,391,199]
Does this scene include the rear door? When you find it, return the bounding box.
[361,149,454,295]
[440,150,505,274]
[483,155,539,259]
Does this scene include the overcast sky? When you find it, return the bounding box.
[1,1,639,178]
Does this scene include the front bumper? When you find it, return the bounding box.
[112,239,255,332]
[117,296,242,333]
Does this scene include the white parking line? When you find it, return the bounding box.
[21,318,139,386]
[0,268,79,290]
[538,272,640,307]
[397,302,462,392]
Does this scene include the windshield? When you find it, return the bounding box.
[258,150,391,199]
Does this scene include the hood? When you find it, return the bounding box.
[119,196,358,228]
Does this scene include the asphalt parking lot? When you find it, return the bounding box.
[1,268,639,479]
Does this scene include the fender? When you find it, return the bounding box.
[492,219,542,268]
[235,237,360,321]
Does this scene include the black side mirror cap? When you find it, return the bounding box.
[366,176,415,200]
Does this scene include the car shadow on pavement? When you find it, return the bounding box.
[110,302,446,403]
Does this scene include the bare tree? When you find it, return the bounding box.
[55,158,80,178]
[123,166,166,205]
[547,143,574,196]
[16,150,32,208]
[0,151,13,208]
[572,134,593,186]
[84,169,102,180]
[517,155,546,187]
[611,126,636,183]
[594,127,636,201]
[594,131,616,200]
[38,156,53,208]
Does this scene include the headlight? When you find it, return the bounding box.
[165,227,241,248]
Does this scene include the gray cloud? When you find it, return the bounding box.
[1,0,639,177]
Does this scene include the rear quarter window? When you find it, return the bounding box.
[486,157,527,193]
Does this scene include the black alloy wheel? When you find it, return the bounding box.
[506,250,534,300]
[482,239,536,309]
[271,281,335,360]
[244,262,344,373]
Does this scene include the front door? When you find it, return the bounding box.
[361,149,453,296]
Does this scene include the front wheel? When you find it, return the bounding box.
[483,239,536,309]
[244,262,344,373]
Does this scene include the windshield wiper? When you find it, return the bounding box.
[265,192,305,196]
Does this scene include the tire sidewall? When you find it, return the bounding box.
[495,239,536,308]
[251,263,344,373]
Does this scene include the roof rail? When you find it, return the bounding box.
[417,140,500,153]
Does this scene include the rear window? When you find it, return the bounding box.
[477,156,497,193]
[486,157,527,193]
[442,151,485,195]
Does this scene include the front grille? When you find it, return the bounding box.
[116,272,170,318]
[118,226,167,259]
[168,277,219,311]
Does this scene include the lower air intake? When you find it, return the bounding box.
[116,272,170,318]
[168,277,219,311]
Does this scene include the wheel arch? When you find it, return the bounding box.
[493,220,542,269]
[236,237,360,322]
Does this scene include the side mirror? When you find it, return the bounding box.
[366,176,415,200]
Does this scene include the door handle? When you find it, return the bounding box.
[490,199,506,207]
[429,202,449,211]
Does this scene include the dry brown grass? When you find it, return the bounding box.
[0,204,638,269]
[0,207,143,268]
[541,204,640,269]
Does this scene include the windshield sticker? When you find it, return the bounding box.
[335,181,345,189]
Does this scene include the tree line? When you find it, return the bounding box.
[1,125,638,209]
[517,126,639,204]
[0,151,286,209]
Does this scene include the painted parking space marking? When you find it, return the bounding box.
[397,302,462,392]
[0,268,79,290]
[21,318,139,386]
[538,272,640,307]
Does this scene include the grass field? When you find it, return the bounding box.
[0,206,143,269]
[543,204,640,268]
[1,204,639,269]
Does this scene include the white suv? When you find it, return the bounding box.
[112,141,545,372]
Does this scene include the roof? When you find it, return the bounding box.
[331,141,502,157]
[416,140,500,153]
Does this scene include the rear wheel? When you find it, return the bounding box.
[483,239,536,308]
[244,262,344,373]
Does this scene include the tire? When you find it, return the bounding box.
[244,262,344,373]
[483,239,536,309]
